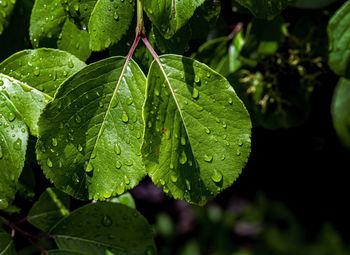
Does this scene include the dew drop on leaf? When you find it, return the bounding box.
[13,138,22,150]
[101,215,113,227]
[211,169,223,183]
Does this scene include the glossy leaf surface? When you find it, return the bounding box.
[142,0,205,39]
[328,0,350,78]
[29,0,66,47]
[0,92,28,209]
[50,202,156,255]
[142,55,251,205]
[28,187,70,232]
[37,57,146,200]
[0,49,86,97]
[88,0,135,51]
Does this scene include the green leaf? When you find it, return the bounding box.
[0,0,16,36]
[109,192,136,209]
[0,73,47,136]
[61,0,98,29]
[332,78,350,151]
[29,0,67,47]
[142,55,251,205]
[0,231,16,255]
[36,57,146,200]
[57,19,91,61]
[235,0,292,20]
[28,187,70,232]
[328,0,350,78]
[142,0,205,39]
[88,0,135,51]
[0,92,28,210]
[50,202,156,255]
[0,48,86,98]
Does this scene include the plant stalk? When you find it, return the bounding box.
[136,0,144,36]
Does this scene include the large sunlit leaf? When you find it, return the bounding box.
[142,55,251,205]
[328,0,350,78]
[28,187,70,232]
[0,92,28,210]
[235,0,293,20]
[37,57,146,200]
[0,49,86,97]
[0,231,16,254]
[29,0,67,47]
[0,0,16,36]
[141,0,205,39]
[332,78,350,151]
[50,202,156,255]
[88,0,135,51]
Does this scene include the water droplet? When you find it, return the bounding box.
[125,160,133,166]
[185,179,191,190]
[170,175,178,183]
[122,113,129,123]
[211,169,223,183]
[236,150,241,156]
[75,114,81,123]
[206,72,211,78]
[101,215,113,227]
[33,67,40,76]
[46,158,53,168]
[8,112,15,122]
[238,140,243,146]
[222,122,227,129]
[114,144,121,155]
[179,151,187,165]
[105,38,112,48]
[52,138,58,147]
[205,128,211,134]
[68,58,74,68]
[113,12,119,20]
[124,175,130,185]
[116,161,122,169]
[160,179,165,185]
[194,74,200,83]
[85,161,93,172]
[181,136,186,145]
[204,154,213,162]
[228,98,233,105]
[192,88,199,99]
[116,183,124,195]
[13,138,22,150]
[154,89,160,96]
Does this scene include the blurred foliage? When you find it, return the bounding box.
[153,193,349,255]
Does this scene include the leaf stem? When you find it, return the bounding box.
[136,0,144,35]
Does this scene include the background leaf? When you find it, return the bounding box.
[36,57,146,200]
[29,0,67,47]
[57,19,91,62]
[61,0,98,29]
[235,0,293,20]
[0,231,16,254]
[328,0,350,78]
[142,55,251,205]
[0,92,28,210]
[50,202,156,255]
[141,0,205,39]
[28,187,70,232]
[88,0,135,51]
[0,0,16,36]
[332,78,350,151]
